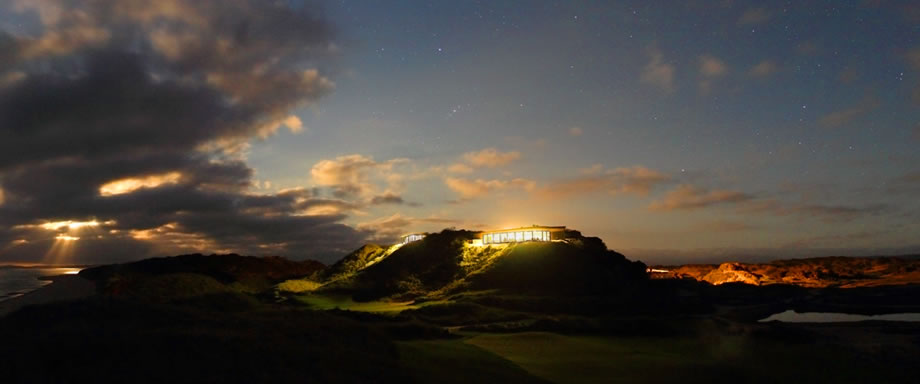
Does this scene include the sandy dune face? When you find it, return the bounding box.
[664,257,920,288]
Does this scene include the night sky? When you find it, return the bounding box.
[0,1,918,265]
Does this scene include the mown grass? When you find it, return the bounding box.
[397,339,550,384]
[276,279,322,293]
[465,331,910,384]
[294,293,449,314]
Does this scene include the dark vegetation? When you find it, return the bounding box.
[0,296,410,383]
[80,253,325,299]
[464,241,646,295]
[349,230,479,300]
[3,230,920,383]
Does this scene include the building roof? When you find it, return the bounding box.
[400,232,427,238]
[480,225,566,234]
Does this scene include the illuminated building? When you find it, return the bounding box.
[480,225,566,245]
[401,233,426,244]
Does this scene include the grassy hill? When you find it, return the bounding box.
[80,253,326,299]
[321,230,647,301]
[5,233,920,383]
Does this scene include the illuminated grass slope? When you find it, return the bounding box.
[321,229,648,301]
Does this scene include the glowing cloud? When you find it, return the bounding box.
[640,45,675,92]
[55,234,80,241]
[461,148,521,168]
[99,172,182,196]
[445,177,535,199]
[40,220,101,231]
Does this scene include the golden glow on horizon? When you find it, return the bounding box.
[99,172,182,196]
[55,234,80,241]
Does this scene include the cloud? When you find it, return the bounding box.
[780,231,885,249]
[649,185,752,211]
[370,193,414,206]
[568,126,583,136]
[737,8,772,25]
[698,55,727,77]
[649,183,884,222]
[99,172,183,196]
[447,147,520,174]
[461,148,521,168]
[356,213,459,243]
[908,48,920,105]
[796,41,818,55]
[819,96,880,127]
[907,48,920,70]
[0,1,384,264]
[447,163,474,174]
[537,165,670,199]
[0,71,26,88]
[886,171,920,195]
[310,154,408,198]
[699,220,756,232]
[445,177,535,199]
[838,67,859,83]
[640,46,675,93]
[748,60,777,77]
[742,200,888,222]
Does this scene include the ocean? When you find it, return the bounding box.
[0,267,83,302]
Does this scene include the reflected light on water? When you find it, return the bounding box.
[760,310,920,323]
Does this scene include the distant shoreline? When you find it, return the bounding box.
[0,264,92,269]
[0,274,97,317]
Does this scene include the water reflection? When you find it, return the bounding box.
[760,310,920,323]
[0,267,83,302]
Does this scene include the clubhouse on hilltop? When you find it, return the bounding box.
[400,225,567,246]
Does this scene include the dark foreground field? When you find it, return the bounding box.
[2,241,919,383]
[2,283,919,383]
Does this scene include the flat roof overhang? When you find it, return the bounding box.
[479,226,566,235]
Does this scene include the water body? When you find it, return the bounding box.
[0,267,83,302]
[760,310,920,323]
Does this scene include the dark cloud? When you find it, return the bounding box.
[649,184,886,223]
[648,185,752,211]
[818,95,880,128]
[370,193,406,205]
[737,8,771,26]
[0,0,372,264]
[356,214,458,243]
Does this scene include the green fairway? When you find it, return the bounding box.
[465,332,904,384]
[295,293,418,313]
[397,339,550,384]
[294,293,449,314]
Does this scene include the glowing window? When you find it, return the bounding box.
[515,231,523,242]
[524,231,533,241]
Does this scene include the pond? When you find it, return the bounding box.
[759,310,920,323]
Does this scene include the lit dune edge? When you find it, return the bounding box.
[0,275,96,317]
